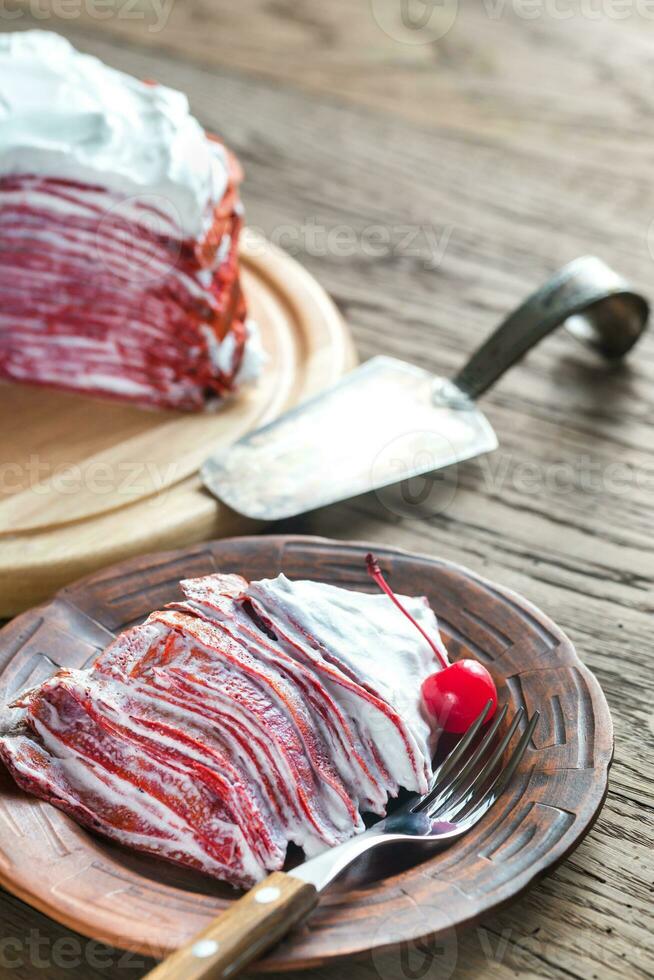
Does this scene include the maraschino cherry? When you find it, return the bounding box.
[366,554,497,734]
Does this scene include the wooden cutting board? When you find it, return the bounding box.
[0,233,356,616]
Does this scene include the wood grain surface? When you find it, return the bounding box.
[0,6,653,980]
[0,537,612,972]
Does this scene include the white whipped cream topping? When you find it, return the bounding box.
[237,320,267,383]
[0,31,228,236]
[198,319,266,392]
[251,574,447,769]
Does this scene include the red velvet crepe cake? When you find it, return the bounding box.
[0,570,444,887]
[0,31,263,411]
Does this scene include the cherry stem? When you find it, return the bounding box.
[366,554,449,670]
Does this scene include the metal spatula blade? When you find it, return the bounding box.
[202,256,648,521]
[202,357,498,520]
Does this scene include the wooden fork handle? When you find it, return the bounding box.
[142,872,318,980]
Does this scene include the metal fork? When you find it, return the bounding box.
[145,703,539,980]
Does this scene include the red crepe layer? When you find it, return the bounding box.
[0,147,249,411]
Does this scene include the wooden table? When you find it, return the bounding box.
[2,5,653,978]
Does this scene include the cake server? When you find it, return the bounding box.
[202,256,648,520]
[144,701,539,980]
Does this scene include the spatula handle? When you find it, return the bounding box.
[453,255,648,401]
[142,872,318,980]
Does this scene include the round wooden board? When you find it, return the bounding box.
[0,535,613,970]
[0,234,356,617]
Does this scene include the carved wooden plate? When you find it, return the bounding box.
[0,536,613,969]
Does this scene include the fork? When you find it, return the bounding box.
[145,702,539,980]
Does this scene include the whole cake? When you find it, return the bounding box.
[0,31,263,411]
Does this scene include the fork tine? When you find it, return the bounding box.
[428,705,524,819]
[411,699,495,814]
[420,703,513,817]
[444,710,540,827]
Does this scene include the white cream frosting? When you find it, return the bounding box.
[249,574,447,779]
[0,31,227,236]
